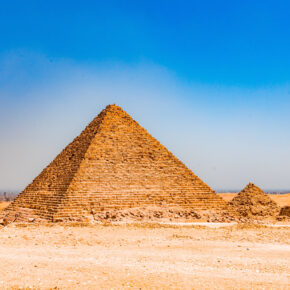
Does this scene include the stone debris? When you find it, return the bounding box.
[0,218,8,226]
[50,207,242,223]
[229,183,280,218]
[279,206,290,217]
[92,206,202,222]
[1,104,232,223]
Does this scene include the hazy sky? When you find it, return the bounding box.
[0,1,290,191]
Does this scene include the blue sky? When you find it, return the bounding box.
[0,1,289,191]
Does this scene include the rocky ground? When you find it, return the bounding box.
[0,202,9,211]
[0,223,289,289]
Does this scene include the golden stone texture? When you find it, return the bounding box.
[230,182,279,217]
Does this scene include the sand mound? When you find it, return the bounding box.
[229,183,279,218]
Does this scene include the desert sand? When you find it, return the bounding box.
[1,193,289,289]
[0,223,289,289]
[0,202,9,211]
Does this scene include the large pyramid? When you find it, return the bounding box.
[229,182,279,217]
[3,105,229,222]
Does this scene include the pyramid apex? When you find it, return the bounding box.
[246,182,259,188]
[105,104,123,110]
[101,104,128,116]
[106,103,117,108]
[243,182,263,192]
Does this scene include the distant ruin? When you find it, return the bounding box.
[2,105,231,222]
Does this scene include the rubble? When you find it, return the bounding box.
[279,206,290,217]
[229,183,280,218]
[0,218,8,226]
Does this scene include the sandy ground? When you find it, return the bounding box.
[218,193,290,206]
[0,223,289,289]
[0,202,9,211]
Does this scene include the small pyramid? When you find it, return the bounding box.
[229,182,279,217]
[3,104,229,222]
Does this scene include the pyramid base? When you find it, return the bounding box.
[1,202,238,224]
[0,207,48,223]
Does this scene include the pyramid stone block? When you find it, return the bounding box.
[4,105,229,221]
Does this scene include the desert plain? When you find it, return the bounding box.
[0,194,289,290]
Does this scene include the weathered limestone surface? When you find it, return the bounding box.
[4,105,230,221]
[230,183,279,217]
[279,206,290,217]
